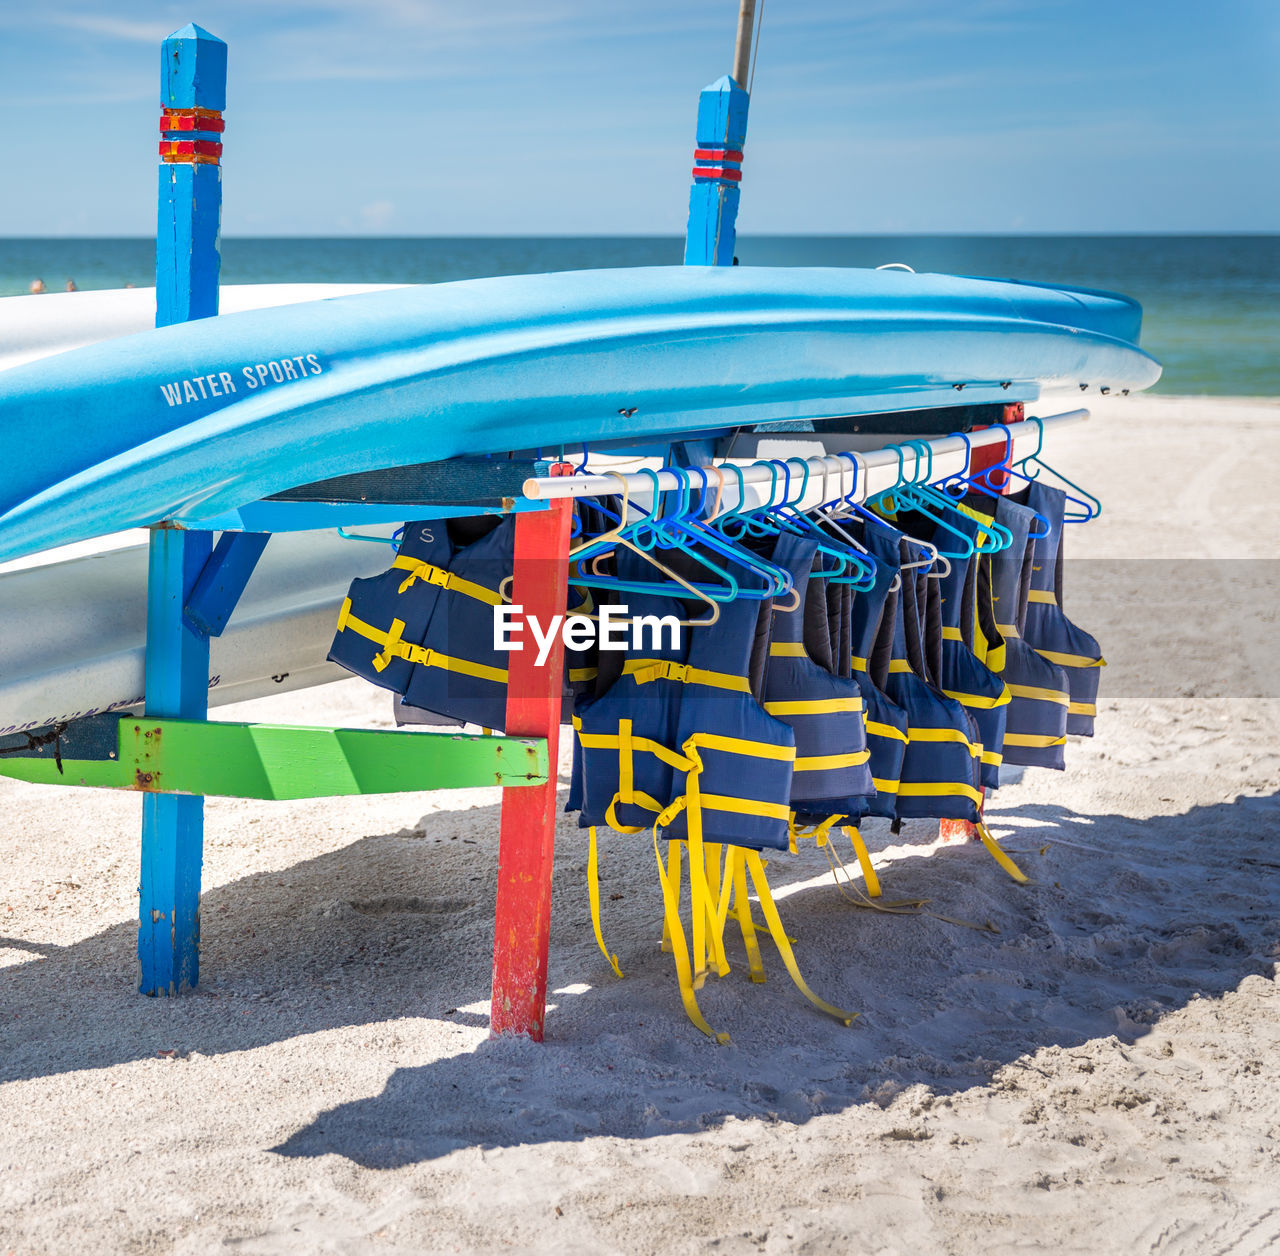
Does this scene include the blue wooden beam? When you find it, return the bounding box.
[683,75,750,267]
[184,532,269,637]
[141,23,226,997]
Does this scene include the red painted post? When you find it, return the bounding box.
[490,484,573,1040]
[969,401,1025,485]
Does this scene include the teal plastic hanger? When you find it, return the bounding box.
[1016,417,1101,522]
[870,443,981,559]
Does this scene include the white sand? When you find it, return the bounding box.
[1,394,1278,1254]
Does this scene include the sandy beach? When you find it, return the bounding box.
[1,392,1277,1254]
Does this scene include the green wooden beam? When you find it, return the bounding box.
[0,718,546,800]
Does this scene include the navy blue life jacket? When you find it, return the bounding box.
[328,519,460,694]
[760,531,874,824]
[1014,480,1104,737]
[843,532,909,819]
[331,512,591,731]
[863,516,983,823]
[972,495,1072,769]
[930,507,1011,791]
[572,546,796,851]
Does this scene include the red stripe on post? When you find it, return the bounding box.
[490,472,574,1042]
[160,111,225,134]
[159,139,223,163]
[692,166,743,182]
[970,401,1024,489]
[693,148,743,163]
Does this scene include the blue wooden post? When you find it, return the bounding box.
[682,75,750,266]
[139,23,225,996]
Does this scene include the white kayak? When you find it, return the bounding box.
[0,528,396,736]
[0,282,404,374]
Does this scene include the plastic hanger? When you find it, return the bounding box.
[774,456,880,588]
[810,455,896,593]
[870,442,981,561]
[674,466,797,601]
[960,424,1055,538]
[1016,416,1101,522]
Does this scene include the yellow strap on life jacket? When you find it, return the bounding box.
[698,793,794,821]
[908,726,977,748]
[1034,647,1106,669]
[1007,682,1069,705]
[764,696,863,717]
[850,655,868,672]
[703,843,731,979]
[652,832,728,1043]
[684,731,795,763]
[997,622,1020,638]
[975,821,1029,884]
[730,844,767,983]
[888,659,913,674]
[981,748,1003,767]
[845,825,882,898]
[1002,731,1068,748]
[587,827,624,979]
[768,641,807,658]
[1068,701,1097,717]
[334,599,509,681]
[569,666,599,683]
[895,780,984,805]
[794,749,871,773]
[865,719,909,743]
[872,777,900,794]
[391,555,503,605]
[941,626,964,642]
[942,684,1012,710]
[1027,589,1057,605]
[623,658,752,693]
[740,849,857,1026]
[787,813,845,855]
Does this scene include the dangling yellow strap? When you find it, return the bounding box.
[587,827,624,979]
[653,833,728,1044]
[742,851,856,1026]
[975,821,1029,884]
[845,826,882,898]
[703,843,730,978]
[659,841,678,953]
[729,847,767,984]
[788,813,843,850]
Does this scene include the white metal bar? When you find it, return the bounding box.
[522,409,1089,515]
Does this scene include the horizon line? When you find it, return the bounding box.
[2,231,1278,242]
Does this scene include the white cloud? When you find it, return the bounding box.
[47,12,175,43]
[358,200,396,231]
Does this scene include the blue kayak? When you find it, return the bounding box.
[0,266,1159,561]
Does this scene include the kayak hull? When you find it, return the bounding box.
[0,266,1160,562]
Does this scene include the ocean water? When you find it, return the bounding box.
[1,235,1275,396]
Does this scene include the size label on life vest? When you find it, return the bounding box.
[159,353,326,407]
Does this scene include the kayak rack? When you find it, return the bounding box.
[0,23,1096,1044]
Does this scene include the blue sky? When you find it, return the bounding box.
[0,0,1275,235]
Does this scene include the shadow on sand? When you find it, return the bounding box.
[2,789,1276,1169]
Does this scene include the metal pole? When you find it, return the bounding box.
[732,0,758,88]
[521,410,1090,505]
